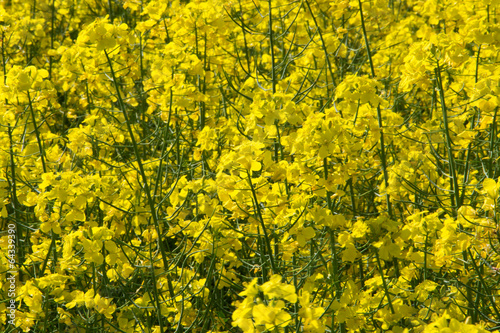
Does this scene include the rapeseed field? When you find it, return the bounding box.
[1,0,500,332]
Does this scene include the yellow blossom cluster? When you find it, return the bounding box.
[1,0,500,332]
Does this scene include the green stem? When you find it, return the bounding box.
[324,158,345,332]
[7,125,23,280]
[468,249,500,319]
[475,45,481,83]
[27,91,47,173]
[304,0,336,87]
[104,50,174,299]
[435,64,460,211]
[358,0,393,218]
[488,108,498,179]
[149,236,166,332]
[268,0,276,93]
[247,171,276,275]
[330,231,346,333]
[375,251,395,314]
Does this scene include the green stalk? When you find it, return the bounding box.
[461,49,482,208]
[2,30,6,82]
[467,249,500,319]
[239,0,252,74]
[488,108,498,178]
[49,0,55,79]
[27,91,47,173]
[348,178,356,216]
[269,0,276,93]
[293,254,300,332]
[434,64,460,211]
[39,233,56,275]
[375,251,395,314]
[304,0,336,88]
[108,0,113,22]
[32,0,36,19]
[153,91,173,200]
[247,171,276,275]
[149,235,166,333]
[324,158,346,333]
[104,51,174,299]
[7,125,22,280]
[138,33,149,155]
[475,45,481,83]
[198,244,218,331]
[423,233,428,281]
[330,231,346,333]
[358,0,393,218]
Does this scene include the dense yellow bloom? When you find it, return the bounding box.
[1,0,500,331]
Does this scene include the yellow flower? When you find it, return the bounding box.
[94,294,116,319]
[260,275,297,303]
